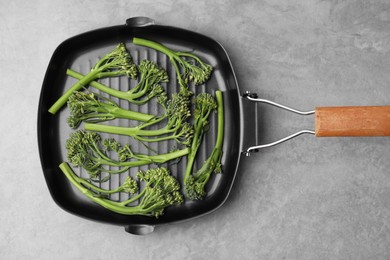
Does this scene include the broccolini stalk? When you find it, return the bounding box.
[184,93,217,178]
[65,168,138,195]
[66,91,154,129]
[66,60,168,105]
[48,43,137,114]
[66,130,189,178]
[184,91,224,200]
[133,37,213,95]
[84,92,194,146]
[60,163,183,217]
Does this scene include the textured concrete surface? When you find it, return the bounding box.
[1,0,390,259]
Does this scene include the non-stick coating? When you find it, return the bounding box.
[37,22,242,226]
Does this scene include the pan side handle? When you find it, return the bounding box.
[126,17,155,27]
[125,225,155,235]
[315,106,390,137]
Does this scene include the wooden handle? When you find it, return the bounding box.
[315,106,390,137]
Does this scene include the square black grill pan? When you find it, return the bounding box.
[38,17,244,234]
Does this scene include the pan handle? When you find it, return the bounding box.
[315,106,390,137]
[126,17,155,27]
[243,92,390,155]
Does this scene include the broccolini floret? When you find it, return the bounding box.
[66,60,168,105]
[60,163,183,217]
[66,91,154,128]
[133,37,213,96]
[48,43,137,114]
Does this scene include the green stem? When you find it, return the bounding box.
[80,113,114,122]
[129,96,153,106]
[119,188,147,206]
[133,38,175,58]
[84,122,174,137]
[89,153,148,169]
[67,69,131,102]
[193,91,224,179]
[109,107,154,122]
[49,70,97,114]
[215,91,224,149]
[184,122,203,180]
[80,105,152,123]
[99,166,131,174]
[131,77,150,99]
[88,139,189,166]
[176,52,203,64]
[71,172,123,194]
[133,147,189,164]
[171,58,186,88]
[134,134,178,143]
[88,101,153,122]
[60,162,117,207]
[59,162,152,216]
[91,142,116,163]
[67,69,163,110]
[138,115,167,129]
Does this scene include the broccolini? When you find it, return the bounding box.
[66,130,189,178]
[184,91,224,200]
[84,92,193,146]
[66,91,154,129]
[72,174,139,195]
[66,60,168,105]
[48,43,137,114]
[60,162,183,217]
[133,37,213,95]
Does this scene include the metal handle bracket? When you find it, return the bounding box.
[242,91,315,156]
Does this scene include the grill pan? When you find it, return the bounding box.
[38,17,390,235]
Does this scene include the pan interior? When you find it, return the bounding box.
[38,24,242,225]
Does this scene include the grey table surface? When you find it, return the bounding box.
[2,0,390,259]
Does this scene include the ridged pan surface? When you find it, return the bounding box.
[38,23,242,226]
